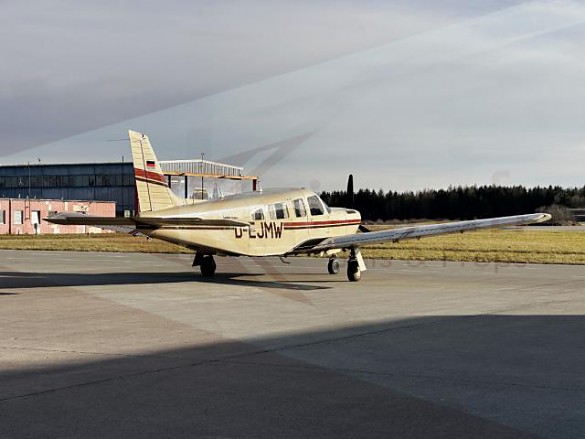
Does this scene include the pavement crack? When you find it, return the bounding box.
[219,358,583,393]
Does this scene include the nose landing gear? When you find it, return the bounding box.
[325,248,367,281]
[327,257,340,274]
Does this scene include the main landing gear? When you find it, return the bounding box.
[346,247,362,282]
[193,253,216,278]
[327,247,366,282]
[346,259,361,282]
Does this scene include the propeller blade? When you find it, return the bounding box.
[347,174,354,208]
[358,224,371,233]
[347,174,368,231]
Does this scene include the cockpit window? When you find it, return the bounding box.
[269,203,289,220]
[251,208,264,221]
[307,195,325,216]
[293,198,306,218]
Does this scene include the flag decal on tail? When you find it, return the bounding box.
[146,160,156,168]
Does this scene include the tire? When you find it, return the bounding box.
[347,260,361,282]
[200,256,217,277]
[328,258,340,275]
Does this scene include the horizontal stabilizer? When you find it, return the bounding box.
[46,213,250,229]
[136,217,251,228]
[46,213,137,226]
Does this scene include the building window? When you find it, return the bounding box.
[0,210,5,224]
[31,210,41,225]
[14,210,23,225]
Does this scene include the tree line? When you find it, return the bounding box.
[321,185,585,222]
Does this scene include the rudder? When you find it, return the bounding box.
[129,130,183,212]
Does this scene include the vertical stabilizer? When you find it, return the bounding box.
[129,130,183,212]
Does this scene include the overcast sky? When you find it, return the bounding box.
[2,0,585,192]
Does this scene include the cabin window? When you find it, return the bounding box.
[0,210,5,224]
[307,196,325,216]
[251,208,264,221]
[269,203,289,220]
[293,198,306,218]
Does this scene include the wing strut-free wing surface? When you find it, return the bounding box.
[307,213,550,253]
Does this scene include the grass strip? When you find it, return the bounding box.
[0,229,584,264]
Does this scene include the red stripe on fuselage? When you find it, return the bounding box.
[282,219,361,228]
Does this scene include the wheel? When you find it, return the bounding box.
[347,260,361,282]
[327,258,340,275]
[200,255,216,277]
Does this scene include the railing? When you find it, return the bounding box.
[159,160,243,177]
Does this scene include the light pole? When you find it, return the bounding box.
[200,152,205,199]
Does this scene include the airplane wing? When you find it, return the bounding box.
[305,213,551,253]
[45,213,142,235]
[46,213,250,229]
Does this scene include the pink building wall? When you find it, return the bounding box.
[0,199,115,235]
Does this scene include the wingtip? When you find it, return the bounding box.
[535,213,552,223]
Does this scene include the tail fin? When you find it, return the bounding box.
[129,130,183,213]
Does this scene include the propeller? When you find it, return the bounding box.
[347,173,354,209]
[346,173,370,233]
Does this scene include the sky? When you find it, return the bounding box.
[2,0,585,192]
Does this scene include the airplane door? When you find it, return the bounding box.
[306,195,330,238]
[250,207,268,255]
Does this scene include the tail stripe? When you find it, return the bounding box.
[134,168,168,186]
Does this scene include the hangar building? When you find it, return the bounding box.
[0,198,115,235]
[0,160,258,217]
[0,163,134,217]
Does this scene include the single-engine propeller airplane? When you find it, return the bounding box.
[48,130,551,281]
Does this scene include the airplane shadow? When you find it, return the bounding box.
[201,273,332,291]
[0,270,332,292]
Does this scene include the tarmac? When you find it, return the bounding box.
[1,250,584,438]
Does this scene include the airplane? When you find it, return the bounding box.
[48,130,551,281]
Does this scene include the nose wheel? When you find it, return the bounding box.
[327,257,340,274]
[326,249,365,281]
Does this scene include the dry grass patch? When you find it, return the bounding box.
[361,229,585,264]
[0,229,584,264]
[0,234,189,253]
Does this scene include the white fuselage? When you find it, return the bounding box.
[138,188,361,256]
